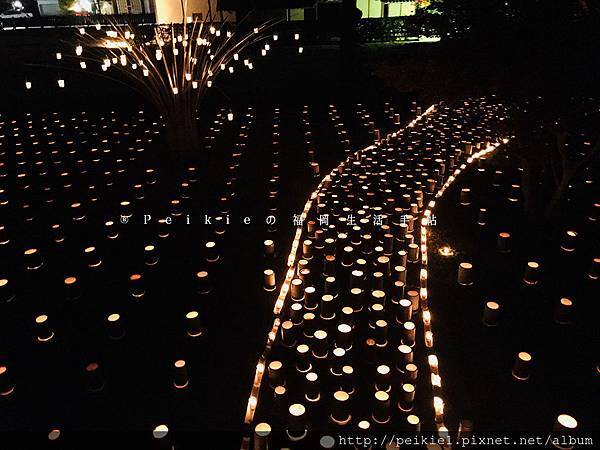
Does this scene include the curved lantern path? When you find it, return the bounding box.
[244,98,511,448]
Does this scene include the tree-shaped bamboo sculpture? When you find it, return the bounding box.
[53,11,281,165]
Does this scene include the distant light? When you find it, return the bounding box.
[227,112,233,121]
[57,79,65,88]
[192,81,198,89]
[75,45,83,56]
[439,245,455,257]
[80,61,86,69]
[56,52,62,60]
[273,34,278,41]
[294,33,300,40]
[25,81,31,90]
[298,47,303,54]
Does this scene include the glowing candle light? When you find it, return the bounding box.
[155,50,162,61]
[185,73,191,81]
[227,112,234,121]
[75,45,83,56]
[273,34,278,41]
[57,79,65,88]
[80,61,86,69]
[234,53,239,60]
[25,81,31,89]
[294,33,300,40]
[56,52,62,60]
[207,80,212,87]
[298,47,303,54]
[192,81,198,89]
[261,49,266,56]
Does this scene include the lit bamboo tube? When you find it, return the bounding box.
[268,360,284,388]
[296,344,311,373]
[106,313,125,339]
[281,320,297,348]
[331,347,346,376]
[305,372,320,402]
[205,241,219,262]
[185,311,203,337]
[350,270,364,290]
[302,240,313,259]
[394,265,407,283]
[336,323,353,351]
[523,261,540,285]
[404,363,418,383]
[398,383,415,411]
[407,414,421,432]
[407,290,420,312]
[47,428,61,443]
[330,390,351,425]
[313,330,328,358]
[553,414,578,449]
[587,257,600,279]
[457,419,474,440]
[321,294,336,320]
[375,365,391,392]
[324,255,336,277]
[70,202,86,221]
[263,269,276,291]
[460,188,471,205]
[290,302,303,325]
[560,231,577,252]
[554,298,573,325]
[84,246,102,268]
[392,281,405,302]
[368,303,384,328]
[173,360,189,389]
[299,268,311,285]
[24,248,43,270]
[0,278,15,304]
[383,234,394,255]
[129,273,145,298]
[85,362,104,392]
[458,262,474,286]
[497,232,511,253]
[341,365,355,394]
[512,351,532,380]
[324,276,337,298]
[254,422,271,450]
[291,278,304,301]
[477,208,488,225]
[482,301,501,326]
[0,365,15,396]
[304,286,318,310]
[287,403,307,440]
[145,169,157,184]
[402,321,416,347]
[370,271,384,291]
[51,224,64,243]
[349,287,364,313]
[372,391,390,424]
[35,314,54,342]
[303,312,316,338]
[342,246,354,266]
[144,245,159,266]
[508,184,520,202]
[61,276,80,301]
[374,319,388,346]
[151,424,172,449]
[158,219,170,239]
[396,298,413,324]
[396,344,413,371]
[264,239,275,259]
